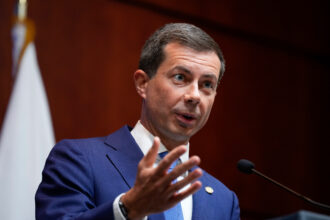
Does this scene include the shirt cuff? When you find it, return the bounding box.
[113,193,148,220]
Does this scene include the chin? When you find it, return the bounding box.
[171,129,196,143]
[163,123,199,142]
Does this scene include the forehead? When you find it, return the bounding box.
[160,42,221,78]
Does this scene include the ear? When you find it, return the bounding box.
[134,69,150,99]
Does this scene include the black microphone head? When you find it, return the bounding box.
[237,159,255,174]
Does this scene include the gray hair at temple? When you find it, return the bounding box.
[139,23,226,82]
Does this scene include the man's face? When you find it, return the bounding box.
[139,42,221,147]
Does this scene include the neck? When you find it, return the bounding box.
[139,119,188,151]
[159,136,188,151]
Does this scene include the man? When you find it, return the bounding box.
[36,23,240,220]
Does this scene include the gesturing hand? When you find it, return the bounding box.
[121,137,203,220]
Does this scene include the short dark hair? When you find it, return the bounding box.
[139,23,225,82]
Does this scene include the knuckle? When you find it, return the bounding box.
[137,161,144,170]
[153,183,164,194]
[161,157,171,165]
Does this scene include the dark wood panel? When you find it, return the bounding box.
[0,0,16,128]
[117,0,330,60]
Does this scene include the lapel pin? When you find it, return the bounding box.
[205,186,214,194]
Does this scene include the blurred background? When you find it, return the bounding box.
[0,0,329,219]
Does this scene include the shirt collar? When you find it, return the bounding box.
[131,121,189,163]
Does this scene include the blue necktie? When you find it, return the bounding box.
[159,152,184,220]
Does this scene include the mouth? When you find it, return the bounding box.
[175,112,198,127]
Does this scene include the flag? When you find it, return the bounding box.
[0,10,55,220]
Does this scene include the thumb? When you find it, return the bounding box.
[143,136,160,167]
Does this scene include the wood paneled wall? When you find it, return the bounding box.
[0,0,329,219]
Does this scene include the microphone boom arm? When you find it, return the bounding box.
[252,169,330,211]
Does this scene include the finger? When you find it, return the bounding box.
[155,145,186,175]
[167,168,203,195]
[169,181,202,204]
[161,156,201,186]
[142,137,160,167]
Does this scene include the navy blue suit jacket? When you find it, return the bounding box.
[36,125,240,219]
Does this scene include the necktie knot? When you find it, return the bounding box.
[158,151,168,159]
[159,152,180,172]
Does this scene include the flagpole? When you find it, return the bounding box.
[18,0,27,21]
[13,0,34,77]
[0,0,55,219]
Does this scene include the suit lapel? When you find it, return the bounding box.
[192,168,213,220]
[104,125,144,188]
[104,125,165,220]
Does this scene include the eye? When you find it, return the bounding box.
[202,81,214,89]
[173,74,185,82]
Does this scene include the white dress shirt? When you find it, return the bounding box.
[113,121,192,220]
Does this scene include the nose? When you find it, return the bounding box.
[184,83,201,105]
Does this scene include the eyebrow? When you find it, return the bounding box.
[171,66,191,74]
[171,66,218,82]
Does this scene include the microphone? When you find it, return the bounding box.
[237,159,330,211]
